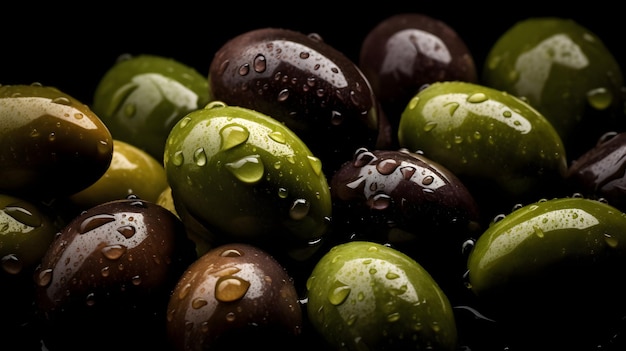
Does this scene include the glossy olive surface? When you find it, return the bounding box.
[330,147,480,287]
[166,243,302,350]
[567,131,626,212]
[69,139,169,210]
[92,54,211,162]
[164,101,332,261]
[34,198,197,351]
[359,13,478,131]
[0,84,113,198]
[398,81,568,220]
[306,240,458,350]
[482,17,625,162]
[208,27,392,174]
[467,197,626,349]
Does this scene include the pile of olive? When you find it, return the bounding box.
[2,9,626,351]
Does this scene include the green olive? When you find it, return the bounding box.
[467,196,626,348]
[306,241,458,350]
[0,84,113,199]
[92,54,210,162]
[482,17,625,162]
[69,139,169,209]
[164,101,332,261]
[398,81,567,219]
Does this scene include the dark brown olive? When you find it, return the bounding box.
[0,84,113,199]
[166,242,303,351]
[359,13,478,131]
[33,197,197,351]
[329,147,481,287]
[208,27,392,175]
[567,131,626,211]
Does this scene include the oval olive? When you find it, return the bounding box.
[0,84,113,198]
[164,101,332,262]
[208,27,392,174]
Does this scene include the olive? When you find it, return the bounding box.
[481,17,625,162]
[398,81,568,221]
[92,54,211,162]
[33,197,197,351]
[306,240,458,350]
[467,196,626,349]
[359,13,478,133]
[207,27,392,175]
[329,147,481,288]
[166,242,302,350]
[0,84,113,199]
[69,139,169,210]
[566,131,626,212]
[164,101,332,262]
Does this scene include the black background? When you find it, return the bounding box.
[2,2,623,105]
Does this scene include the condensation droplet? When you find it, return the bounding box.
[79,214,116,234]
[194,148,207,166]
[290,199,310,220]
[368,194,391,210]
[226,155,264,184]
[215,276,250,302]
[238,63,250,76]
[328,281,350,306]
[587,87,613,110]
[117,225,135,239]
[605,233,619,248]
[278,89,289,102]
[36,268,53,287]
[220,249,242,257]
[253,54,267,73]
[101,244,127,260]
[423,121,437,132]
[467,93,488,103]
[269,131,286,144]
[220,125,249,151]
[308,155,322,175]
[4,205,41,227]
[51,97,71,105]
[1,254,22,275]
[172,150,184,166]
[192,297,208,309]
[278,187,289,199]
[376,158,398,175]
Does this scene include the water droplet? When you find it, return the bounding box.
[367,194,391,210]
[238,63,250,76]
[502,110,512,118]
[116,225,135,239]
[290,199,310,220]
[278,187,289,199]
[220,249,242,257]
[328,281,350,305]
[387,312,401,322]
[408,96,420,110]
[51,97,71,105]
[308,155,322,175]
[101,266,110,277]
[225,312,236,322]
[422,175,434,185]
[299,51,310,59]
[194,148,207,166]
[1,254,22,275]
[587,87,613,110]
[605,233,619,248]
[172,150,184,166]
[192,297,208,309]
[467,93,488,103]
[4,205,41,227]
[445,101,460,116]
[30,129,40,138]
[101,244,127,260]
[268,131,286,144]
[179,116,192,128]
[79,214,116,234]
[423,121,437,132]
[226,155,264,184]
[36,268,52,287]
[278,89,290,102]
[330,111,343,125]
[353,148,376,167]
[131,275,142,286]
[215,276,250,302]
[385,272,400,280]
[376,159,398,175]
[253,54,267,73]
[220,125,249,151]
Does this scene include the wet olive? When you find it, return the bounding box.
[92,54,211,162]
[329,147,481,287]
[34,198,197,351]
[166,242,302,350]
[207,27,392,175]
[566,131,626,212]
[69,139,169,210]
[398,81,568,221]
[359,13,478,132]
[306,241,458,350]
[164,101,332,262]
[467,197,626,349]
[482,17,625,162]
[0,84,113,199]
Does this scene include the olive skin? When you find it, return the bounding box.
[306,241,458,351]
[467,197,626,349]
[33,198,197,351]
[566,131,626,212]
[330,147,481,287]
[164,101,332,262]
[482,17,625,162]
[69,139,169,209]
[0,84,113,198]
[166,243,303,351]
[208,27,392,175]
[359,13,478,130]
[398,81,568,220]
[92,54,211,162]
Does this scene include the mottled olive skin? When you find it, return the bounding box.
[164,102,332,262]
[306,241,458,351]
[34,198,197,351]
[330,147,481,286]
[0,84,113,198]
[359,13,478,130]
[166,243,302,351]
[208,27,392,174]
[398,81,568,220]
[566,132,626,212]
[92,54,211,162]
[467,197,626,349]
[69,139,169,210]
[482,17,625,162]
